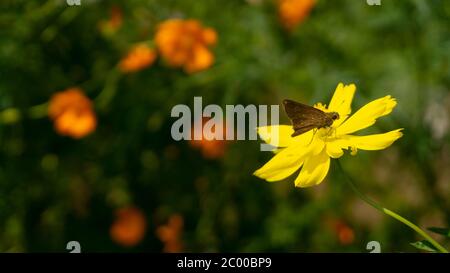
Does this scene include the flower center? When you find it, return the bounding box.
[317,126,337,142]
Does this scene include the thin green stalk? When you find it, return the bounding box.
[95,68,121,111]
[28,102,49,119]
[1,66,120,124]
[0,102,49,124]
[337,160,448,253]
[1,67,120,124]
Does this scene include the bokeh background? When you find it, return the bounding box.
[0,0,449,252]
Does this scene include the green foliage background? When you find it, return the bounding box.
[0,0,449,252]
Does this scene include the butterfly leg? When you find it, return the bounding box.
[308,129,317,145]
[326,127,334,139]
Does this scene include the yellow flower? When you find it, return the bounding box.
[254,83,403,187]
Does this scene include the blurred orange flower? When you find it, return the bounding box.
[119,44,157,73]
[99,6,123,34]
[332,220,355,245]
[48,88,96,139]
[277,0,315,30]
[155,19,217,73]
[156,214,184,253]
[110,207,147,247]
[189,118,227,159]
[190,138,227,159]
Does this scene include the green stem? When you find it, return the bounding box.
[1,65,120,124]
[95,68,121,111]
[382,208,448,253]
[0,102,49,124]
[0,67,120,124]
[28,102,49,119]
[337,160,448,253]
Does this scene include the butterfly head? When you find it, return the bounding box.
[324,112,340,127]
[330,112,339,121]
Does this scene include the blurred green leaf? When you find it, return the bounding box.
[427,227,450,238]
[410,241,438,252]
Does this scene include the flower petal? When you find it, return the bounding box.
[294,147,330,187]
[253,142,308,181]
[202,28,217,45]
[257,125,294,147]
[185,45,214,73]
[337,96,397,135]
[346,129,403,152]
[254,133,324,182]
[326,140,345,158]
[327,83,356,127]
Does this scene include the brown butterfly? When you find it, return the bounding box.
[283,99,340,137]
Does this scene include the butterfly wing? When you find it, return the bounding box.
[283,99,328,137]
[290,124,318,137]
